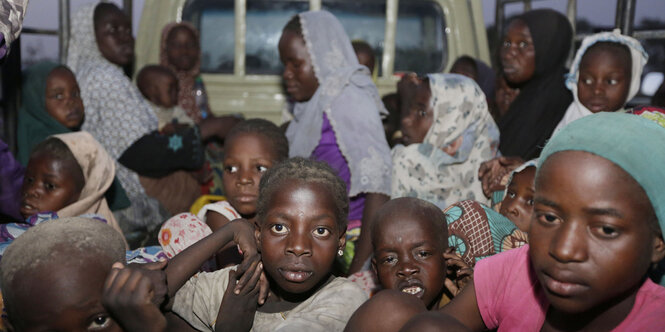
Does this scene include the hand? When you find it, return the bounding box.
[128,260,169,308]
[477,156,525,197]
[214,261,264,332]
[228,219,269,304]
[103,263,167,332]
[443,251,473,297]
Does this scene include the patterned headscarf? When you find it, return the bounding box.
[285,11,392,197]
[392,74,500,209]
[160,22,203,123]
[0,0,27,57]
[554,30,648,133]
[67,3,163,229]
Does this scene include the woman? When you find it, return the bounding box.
[392,73,500,208]
[497,9,572,160]
[67,3,233,243]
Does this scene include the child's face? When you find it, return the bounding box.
[500,19,536,85]
[45,68,85,130]
[223,133,276,218]
[450,60,477,82]
[530,151,665,314]
[9,258,122,331]
[500,166,536,232]
[256,180,345,296]
[20,153,83,219]
[373,208,447,309]
[166,27,199,72]
[94,6,134,67]
[577,48,630,113]
[153,72,179,108]
[278,30,319,102]
[400,79,433,146]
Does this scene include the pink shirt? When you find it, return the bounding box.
[475,245,665,331]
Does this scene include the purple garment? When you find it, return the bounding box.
[312,113,365,222]
[0,139,23,221]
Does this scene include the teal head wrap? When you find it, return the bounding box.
[538,112,665,235]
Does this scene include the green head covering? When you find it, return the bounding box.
[16,61,131,212]
[17,61,69,165]
[538,112,665,235]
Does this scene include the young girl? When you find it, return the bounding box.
[0,132,126,255]
[553,30,648,132]
[159,119,288,265]
[278,11,392,273]
[165,158,367,331]
[392,73,499,209]
[495,160,537,233]
[438,112,665,330]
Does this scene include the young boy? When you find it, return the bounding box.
[136,64,194,132]
[371,197,451,309]
[0,217,166,331]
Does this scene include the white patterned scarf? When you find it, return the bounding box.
[67,3,164,229]
[285,10,392,197]
[392,74,500,209]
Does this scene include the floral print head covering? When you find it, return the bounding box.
[391,74,500,208]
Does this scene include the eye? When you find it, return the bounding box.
[417,109,427,117]
[88,314,111,330]
[257,165,269,173]
[44,182,56,191]
[536,212,560,225]
[518,41,529,48]
[24,176,34,184]
[582,78,593,85]
[55,93,64,100]
[593,225,620,239]
[270,224,288,234]
[313,227,330,237]
[507,191,516,199]
[527,198,535,206]
[608,79,619,85]
[502,40,511,48]
[380,255,396,265]
[417,250,432,258]
[224,165,238,173]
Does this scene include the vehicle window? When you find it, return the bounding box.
[184,0,447,75]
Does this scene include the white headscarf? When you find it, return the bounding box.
[67,3,164,229]
[391,74,500,209]
[554,29,648,133]
[285,11,392,197]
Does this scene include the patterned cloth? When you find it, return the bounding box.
[553,30,648,134]
[160,22,206,123]
[286,11,392,197]
[126,245,168,264]
[392,74,500,209]
[0,0,27,57]
[159,212,213,259]
[67,4,165,230]
[444,200,527,267]
[629,105,665,128]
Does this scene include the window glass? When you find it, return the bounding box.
[185,0,447,74]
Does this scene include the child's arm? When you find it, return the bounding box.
[164,219,261,298]
[103,263,167,332]
[348,193,389,274]
[438,280,487,332]
[206,210,231,232]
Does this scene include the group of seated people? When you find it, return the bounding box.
[0,3,664,331]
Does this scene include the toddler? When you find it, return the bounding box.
[435,112,665,330]
[0,217,164,331]
[1,132,126,255]
[555,30,647,132]
[497,160,537,233]
[136,64,194,132]
[165,157,367,331]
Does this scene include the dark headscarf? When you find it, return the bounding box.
[497,9,573,160]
